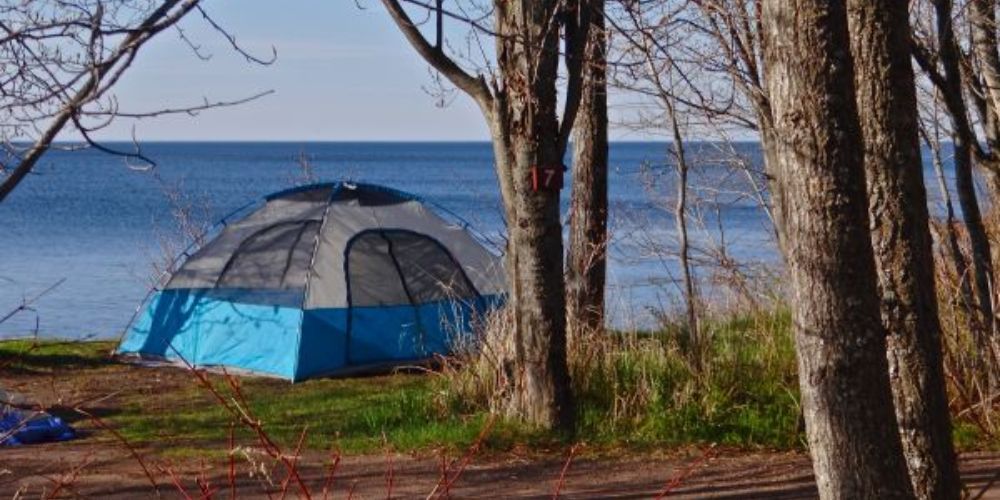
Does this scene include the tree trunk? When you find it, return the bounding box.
[968,2,1000,374]
[381,0,577,431]
[757,126,785,248]
[566,0,608,351]
[491,2,574,430]
[667,100,700,364]
[971,0,1000,155]
[846,1,961,497]
[760,1,915,497]
[927,130,977,318]
[967,0,1000,206]
[932,0,996,337]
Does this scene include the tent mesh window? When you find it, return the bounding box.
[166,186,332,290]
[216,220,321,289]
[346,230,479,308]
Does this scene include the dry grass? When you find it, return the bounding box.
[434,304,803,450]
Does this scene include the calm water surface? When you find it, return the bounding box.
[4,141,925,338]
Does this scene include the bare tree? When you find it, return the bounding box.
[666,104,701,363]
[0,0,272,203]
[913,0,998,349]
[381,0,590,429]
[968,0,1000,183]
[609,1,767,359]
[566,0,609,350]
[761,0,914,496]
[607,1,693,346]
[846,0,961,497]
[684,0,783,245]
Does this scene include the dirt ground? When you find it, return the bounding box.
[2,352,1000,499]
[3,441,1000,499]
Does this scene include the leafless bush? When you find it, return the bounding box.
[142,175,215,290]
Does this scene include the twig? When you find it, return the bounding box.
[279,425,309,500]
[229,422,238,500]
[0,278,65,326]
[321,449,342,500]
[41,453,95,500]
[972,469,1000,500]
[426,415,496,499]
[654,444,717,499]
[551,443,580,499]
[158,462,194,500]
[75,407,160,494]
[384,432,395,500]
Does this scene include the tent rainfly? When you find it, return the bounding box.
[117,182,506,381]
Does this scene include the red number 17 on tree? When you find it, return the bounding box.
[531,164,565,192]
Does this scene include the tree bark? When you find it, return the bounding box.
[760,1,915,497]
[971,0,1000,155]
[491,2,574,429]
[927,128,977,317]
[846,1,961,498]
[566,0,608,351]
[967,0,1000,202]
[381,0,576,431]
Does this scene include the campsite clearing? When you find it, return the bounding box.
[1,340,520,455]
[3,339,1000,498]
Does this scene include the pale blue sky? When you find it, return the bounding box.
[95,1,493,141]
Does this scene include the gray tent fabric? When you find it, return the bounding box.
[216,220,321,289]
[304,198,503,308]
[165,182,505,309]
[167,186,333,290]
[346,231,414,307]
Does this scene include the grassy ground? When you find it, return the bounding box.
[1,339,538,456]
[0,310,990,458]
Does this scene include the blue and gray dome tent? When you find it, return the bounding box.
[117,182,506,381]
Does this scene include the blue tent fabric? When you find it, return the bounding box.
[120,289,501,381]
[119,289,304,379]
[117,182,507,381]
[1,407,76,446]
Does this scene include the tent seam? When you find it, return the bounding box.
[293,182,341,380]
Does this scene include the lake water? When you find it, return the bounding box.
[0,141,911,339]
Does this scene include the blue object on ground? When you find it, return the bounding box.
[0,407,76,446]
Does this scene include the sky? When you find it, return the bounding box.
[93,1,494,141]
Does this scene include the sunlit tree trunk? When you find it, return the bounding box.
[760,0,914,497]
[847,1,961,497]
[928,0,996,337]
[382,0,580,430]
[489,2,575,429]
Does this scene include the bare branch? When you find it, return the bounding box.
[381,0,495,115]
[86,90,275,119]
[195,5,277,65]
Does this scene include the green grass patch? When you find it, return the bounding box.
[0,339,116,374]
[13,306,991,456]
[0,339,534,455]
[1,313,804,456]
[111,373,518,455]
[433,308,804,452]
[571,308,802,450]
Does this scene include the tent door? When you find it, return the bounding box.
[344,229,480,366]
